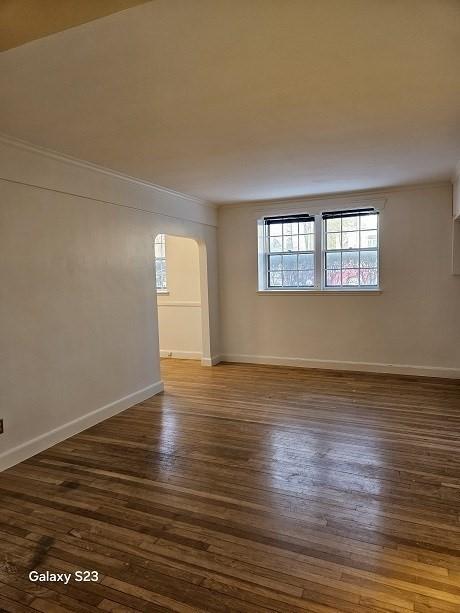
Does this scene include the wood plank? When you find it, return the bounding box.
[1,359,459,611]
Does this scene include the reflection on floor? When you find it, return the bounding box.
[1,359,460,612]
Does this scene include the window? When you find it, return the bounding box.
[265,215,316,288]
[323,209,379,288]
[154,234,167,291]
[259,208,379,291]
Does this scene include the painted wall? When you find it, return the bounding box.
[157,235,202,358]
[454,164,460,220]
[453,220,460,276]
[218,184,460,378]
[454,185,460,220]
[451,165,459,274]
[0,137,219,470]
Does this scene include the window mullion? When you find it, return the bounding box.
[315,214,322,289]
[265,225,270,288]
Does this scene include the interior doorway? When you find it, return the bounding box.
[154,233,203,361]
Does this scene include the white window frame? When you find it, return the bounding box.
[322,209,379,290]
[263,215,316,289]
[154,234,168,293]
[258,207,381,293]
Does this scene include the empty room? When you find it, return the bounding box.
[1,1,460,612]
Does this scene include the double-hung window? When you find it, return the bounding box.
[323,209,379,288]
[265,215,316,288]
[259,208,379,291]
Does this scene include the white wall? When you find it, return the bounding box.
[157,235,202,359]
[453,220,460,276]
[218,183,460,378]
[454,163,460,220]
[0,136,219,470]
[453,165,460,275]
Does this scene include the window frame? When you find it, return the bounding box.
[322,209,379,290]
[264,215,316,290]
[154,233,168,293]
[258,208,380,293]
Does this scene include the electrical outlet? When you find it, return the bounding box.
[0,419,3,434]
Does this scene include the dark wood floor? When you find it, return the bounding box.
[1,360,460,613]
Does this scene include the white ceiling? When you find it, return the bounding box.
[0,0,149,52]
[1,0,459,204]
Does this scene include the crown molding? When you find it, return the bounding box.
[217,180,452,210]
[1,132,453,211]
[0,132,217,209]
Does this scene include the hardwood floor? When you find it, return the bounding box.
[1,360,460,612]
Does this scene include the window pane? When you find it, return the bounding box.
[269,223,283,236]
[360,229,378,248]
[342,216,359,231]
[326,218,341,232]
[298,253,314,270]
[342,269,359,285]
[342,231,359,249]
[360,269,378,286]
[299,221,314,234]
[360,214,378,230]
[326,252,341,269]
[326,270,341,286]
[326,232,341,250]
[283,235,299,252]
[156,271,166,289]
[269,236,283,252]
[360,250,378,268]
[282,254,297,270]
[283,222,298,235]
[283,270,298,286]
[269,255,282,270]
[298,269,315,286]
[154,234,167,290]
[341,251,359,268]
[269,271,282,286]
[298,234,315,251]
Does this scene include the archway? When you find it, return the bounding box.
[153,232,213,366]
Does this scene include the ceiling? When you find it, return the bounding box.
[0,0,459,204]
[0,0,150,52]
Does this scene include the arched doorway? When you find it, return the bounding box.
[153,232,213,366]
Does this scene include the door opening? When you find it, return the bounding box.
[154,234,203,362]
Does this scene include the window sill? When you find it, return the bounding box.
[258,289,382,295]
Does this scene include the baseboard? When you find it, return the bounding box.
[201,354,222,367]
[221,354,460,379]
[160,350,201,360]
[0,381,164,472]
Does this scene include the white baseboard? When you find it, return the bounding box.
[221,353,460,379]
[159,351,221,366]
[157,301,201,308]
[0,381,164,472]
[201,354,222,367]
[160,350,202,360]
